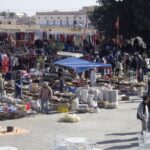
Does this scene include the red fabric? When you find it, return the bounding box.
[115,17,120,30]
[2,56,9,73]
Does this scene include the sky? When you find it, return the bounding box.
[1,0,98,16]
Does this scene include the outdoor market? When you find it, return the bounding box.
[0,30,150,150]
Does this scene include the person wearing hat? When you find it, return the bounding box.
[39,82,53,113]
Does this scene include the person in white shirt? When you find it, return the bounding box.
[90,68,97,87]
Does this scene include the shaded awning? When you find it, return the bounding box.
[54,57,112,73]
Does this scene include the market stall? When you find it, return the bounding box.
[54,57,112,73]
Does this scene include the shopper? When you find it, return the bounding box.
[0,73,4,100]
[147,100,150,131]
[137,96,149,133]
[147,77,150,96]
[59,75,64,92]
[5,71,13,86]
[39,82,53,114]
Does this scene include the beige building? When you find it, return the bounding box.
[36,6,95,29]
[0,7,96,33]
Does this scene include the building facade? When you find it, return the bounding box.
[0,12,35,26]
[36,6,95,29]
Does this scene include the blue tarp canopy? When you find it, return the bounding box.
[54,57,112,73]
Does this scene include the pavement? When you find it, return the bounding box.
[0,97,142,150]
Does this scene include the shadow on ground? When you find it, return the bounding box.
[96,133,139,150]
[104,142,138,150]
[106,132,139,136]
[97,137,138,145]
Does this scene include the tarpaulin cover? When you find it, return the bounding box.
[54,57,112,73]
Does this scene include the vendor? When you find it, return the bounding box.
[15,73,23,99]
[5,71,13,85]
[31,75,40,84]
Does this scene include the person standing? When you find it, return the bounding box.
[147,77,150,96]
[5,71,13,86]
[0,74,4,100]
[137,68,143,82]
[137,96,149,133]
[90,68,97,87]
[39,82,53,113]
[148,100,150,131]
[59,75,64,92]
[15,73,23,99]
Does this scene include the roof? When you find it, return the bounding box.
[36,10,84,16]
[57,51,83,58]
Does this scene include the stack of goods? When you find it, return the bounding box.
[75,86,119,110]
[0,95,32,120]
[29,68,42,76]
[70,98,79,111]
[0,103,19,120]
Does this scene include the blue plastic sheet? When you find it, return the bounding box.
[54,57,111,73]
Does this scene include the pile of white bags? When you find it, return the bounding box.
[75,86,119,108]
[71,98,79,111]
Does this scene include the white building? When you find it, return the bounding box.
[36,6,95,29]
[0,12,34,25]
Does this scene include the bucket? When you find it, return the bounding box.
[110,90,118,106]
[81,89,88,102]
[98,92,103,101]
[25,103,31,110]
[7,126,14,132]
[87,94,94,104]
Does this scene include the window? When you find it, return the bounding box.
[51,17,53,19]
[66,18,69,26]
[57,17,60,19]
[53,20,55,25]
[45,17,47,19]
[79,17,82,19]
[8,21,11,25]
[47,20,49,25]
[0,21,2,24]
[38,17,40,19]
[73,20,77,25]
[60,20,62,26]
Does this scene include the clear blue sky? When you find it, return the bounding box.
[1,0,98,16]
